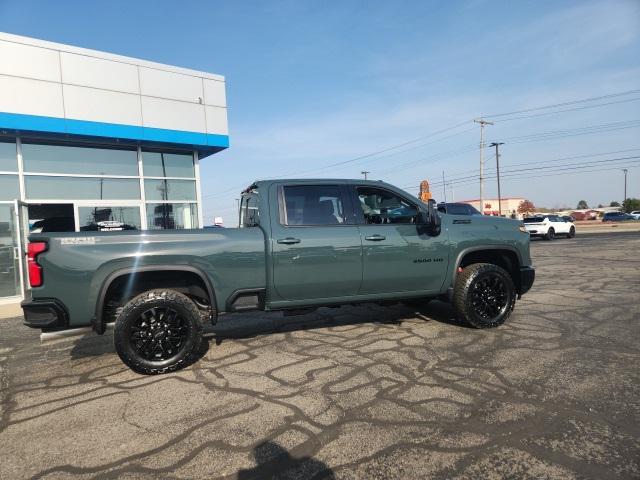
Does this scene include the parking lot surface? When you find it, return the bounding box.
[1,232,639,479]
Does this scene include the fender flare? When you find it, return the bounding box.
[451,245,522,287]
[92,265,217,334]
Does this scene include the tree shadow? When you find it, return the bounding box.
[237,440,335,480]
[69,330,210,371]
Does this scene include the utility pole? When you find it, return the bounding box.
[442,171,447,203]
[623,169,628,207]
[361,171,370,180]
[490,142,504,216]
[474,118,493,215]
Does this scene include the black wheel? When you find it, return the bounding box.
[567,226,575,238]
[453,263,516,328]
[544,228,555,241]
[114,289,202,374]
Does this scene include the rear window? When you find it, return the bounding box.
[445,204,470,215]
[524,217,544,223]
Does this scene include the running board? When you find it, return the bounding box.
[40,322,114,344]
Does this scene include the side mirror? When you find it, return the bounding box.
[418,200,441,235]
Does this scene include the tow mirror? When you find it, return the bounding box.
[418,200,441,235]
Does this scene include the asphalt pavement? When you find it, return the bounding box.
[1,232,639,479]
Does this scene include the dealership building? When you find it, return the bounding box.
[0,32,228,303]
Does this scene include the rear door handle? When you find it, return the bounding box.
[277,237,301,245]
[365,234,386,241]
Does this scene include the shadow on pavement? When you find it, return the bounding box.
[237,440,335,480]
[69,330,211,371]
[67,301,463,359]
[208,300,467,345]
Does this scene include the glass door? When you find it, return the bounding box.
[0,202,23,300]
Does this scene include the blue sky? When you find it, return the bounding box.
[1,0,639,223]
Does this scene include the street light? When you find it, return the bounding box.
[361,171,370,180]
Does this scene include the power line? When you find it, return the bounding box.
[491,97,640,123]
[483,89,640,119]
[428,155,640,189]
[401,153,640,192]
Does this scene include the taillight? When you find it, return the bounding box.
[27,241,47,288]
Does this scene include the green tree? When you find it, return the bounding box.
[577,200,589,209]
[609,201,620,207]
[622,198,640,213]
[597,204,603,208]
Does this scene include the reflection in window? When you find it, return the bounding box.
[0,141,17,172]
[0,175,19,201]
[25,176,140,200]
[21,142,138,176]
[282,185,345,226]
[146,203,197,230]
[78,207,141,231]
[240,195,259,228]
[357,187,418,224]
[142,151,195,178]
[27,204,75,233]
[144,179,196,201]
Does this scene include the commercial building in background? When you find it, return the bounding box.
[0,32,228,303]
[460,197,526,218]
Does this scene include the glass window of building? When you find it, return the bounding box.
[0,140,17,172]
[146,203,197,230]
[144,179,196,201]
[78,206,141,231]
[142,151,195,178]
[0,175,19,201]
[21,142,138,176]
[25,176,140,200]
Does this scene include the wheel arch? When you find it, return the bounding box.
[93,265,217,334]
[452,245,522,290]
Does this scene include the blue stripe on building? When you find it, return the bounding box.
[0,111,229,156]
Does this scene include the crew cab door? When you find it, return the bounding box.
[270,183,362,302]
[351,185,449,295]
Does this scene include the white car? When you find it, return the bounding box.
[630,211,640,220]
[523,215,575,240]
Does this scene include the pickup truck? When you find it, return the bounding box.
[22,179,535,374]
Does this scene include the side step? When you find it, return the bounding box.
[40,322,114,344]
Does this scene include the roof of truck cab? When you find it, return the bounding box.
[246,179,396,190]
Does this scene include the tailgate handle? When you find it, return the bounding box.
[277,237,301,245]
[365,234,386,241]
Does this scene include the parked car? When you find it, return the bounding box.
[22,179,535,374]
[629,211,640,220]
[437,202,481,216]
[523,215,575,240]
[602,212,635,222]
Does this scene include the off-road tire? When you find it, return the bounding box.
[114,289,202,374]
[567,226,575,238]
[453,263,516,329]
[544,228,555,241]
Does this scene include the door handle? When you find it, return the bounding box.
[365,234,386,241]
[277,237,301,245]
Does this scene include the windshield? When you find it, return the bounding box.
[524,217,544,223]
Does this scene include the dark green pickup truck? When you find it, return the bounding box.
[22,179,534,374]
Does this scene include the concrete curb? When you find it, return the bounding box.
[0,302,22,320]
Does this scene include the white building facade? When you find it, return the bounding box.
[0,32,228,303]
